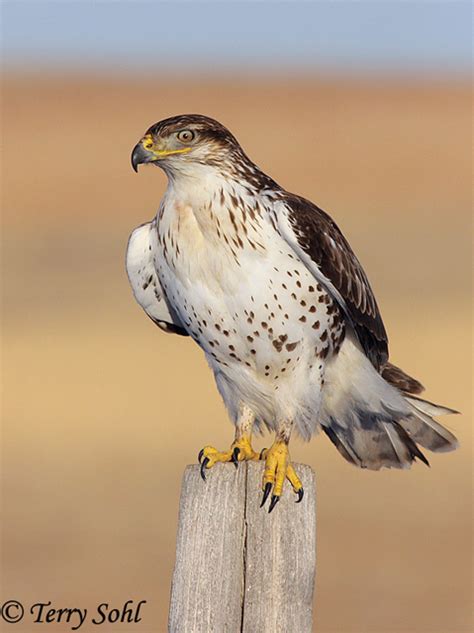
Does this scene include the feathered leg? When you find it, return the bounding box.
[260,420,304,512]
[198,404,259,479]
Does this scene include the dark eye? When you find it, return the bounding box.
[177,129,195,143]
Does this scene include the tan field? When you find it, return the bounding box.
[2,74,472,632]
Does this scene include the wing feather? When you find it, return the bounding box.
[126,221,188,336]
[274,194,388,369]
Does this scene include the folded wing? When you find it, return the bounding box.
[274,193,388,370]
[126,221,188,336]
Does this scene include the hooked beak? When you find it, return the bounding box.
[131,139,155,172]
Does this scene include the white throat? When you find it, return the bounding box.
[161,162,248,210]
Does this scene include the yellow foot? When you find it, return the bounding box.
[260,442,304,512]
[198,435,259,481]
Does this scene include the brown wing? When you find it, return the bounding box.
[381,362,424,394]
[279,194,389,370]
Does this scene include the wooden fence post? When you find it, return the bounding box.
[168,461,316,633]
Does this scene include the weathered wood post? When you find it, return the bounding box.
[168,461,316,633]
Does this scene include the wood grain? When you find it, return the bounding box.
[168,461,316,632]
[242,462,316,632]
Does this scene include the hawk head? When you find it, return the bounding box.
[131,114,243,174]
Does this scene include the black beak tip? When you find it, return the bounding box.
[131,142,149,173]
[131,148,140,173]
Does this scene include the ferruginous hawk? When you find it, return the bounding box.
[127,114,458,512]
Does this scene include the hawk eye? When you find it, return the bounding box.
[177,129,195,143]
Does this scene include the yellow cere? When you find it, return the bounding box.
[142,134,154,150]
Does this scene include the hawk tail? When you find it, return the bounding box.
[320,336,459,470]
[400,395,459,453]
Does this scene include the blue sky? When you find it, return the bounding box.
[1,1,471,75]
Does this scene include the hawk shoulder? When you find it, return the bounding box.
[126,221,188,336]
[274,193,388,369]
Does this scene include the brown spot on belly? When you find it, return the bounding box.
[273,340,283,352]
[319,346,329,359]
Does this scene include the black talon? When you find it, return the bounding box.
[200,457,209,481]
[268,495,280,513]
[259,448,267,460]
[198,449,204,464]
[296,488,304,503]
[260,482,272,507]
[231,447,240,468]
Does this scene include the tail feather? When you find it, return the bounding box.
[321,335,459,470]
[404,394,459,417]
[401,396,459,453]
[390,421,430,467]
[322,424,362,466]
[322,414,430,470]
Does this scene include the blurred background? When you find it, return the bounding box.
[1,2,471,632]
